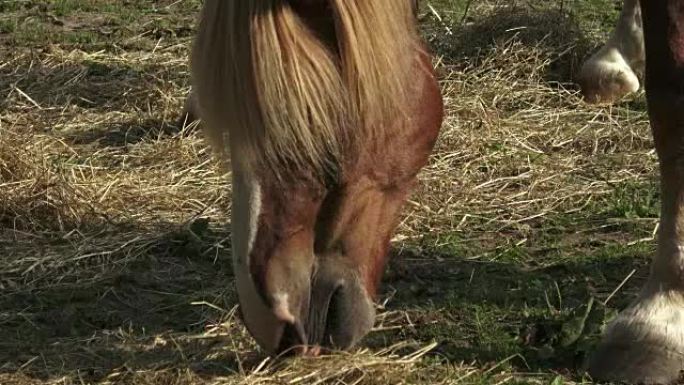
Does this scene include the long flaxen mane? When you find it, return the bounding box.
[191,0,418,179]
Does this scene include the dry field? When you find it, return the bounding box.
[0,1,657,384]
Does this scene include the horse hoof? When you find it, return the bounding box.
[588,291,684,384]
[578,51,640,105]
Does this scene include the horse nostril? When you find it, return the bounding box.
[326,281,375,349]
[322,286,344,346]
[308,271,375,350]
[265,259,376,354]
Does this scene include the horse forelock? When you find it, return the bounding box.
[192,0,417,183]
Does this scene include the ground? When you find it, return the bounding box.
[0,0,658,384]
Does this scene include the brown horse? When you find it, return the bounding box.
[587,1,684,383]
[189,0,684,383]
[568,4,684,381]
[190,0,442,354]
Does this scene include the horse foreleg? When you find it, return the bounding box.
[578,0,644,104]
[589,1,684,383]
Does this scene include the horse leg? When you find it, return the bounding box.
[578,0,644,104]
[589,2,684,383]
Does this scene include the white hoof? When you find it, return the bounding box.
[578,48,640,105]
[588,291,684,384]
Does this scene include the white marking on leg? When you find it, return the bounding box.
[579,0,643,102]
[272,293,296,324]
[606,291,684,351]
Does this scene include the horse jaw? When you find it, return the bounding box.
[232,168,287,353]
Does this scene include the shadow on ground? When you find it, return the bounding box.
[64,117,194,148]
[0,56,187,115]
[0,56,195,147]
[425,6,599,85]
[372,246,649,375]
[0,217,251,382]
[0,222,649,382]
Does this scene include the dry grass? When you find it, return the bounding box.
[1,0,657,384]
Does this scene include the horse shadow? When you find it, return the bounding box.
[0,217,259,382]
[0,56,198,148]
[63,117,193,148]
[372,244,649,375]
[0,55,191,142]
[1,208,650,383]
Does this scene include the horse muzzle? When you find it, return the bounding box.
[238,255,376,355]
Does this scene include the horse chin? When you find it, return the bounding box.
[237,255,376,355]
[235,269,286,355]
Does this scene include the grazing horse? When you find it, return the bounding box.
[588,1,684,383]
[189,0,684,383]
[190,0,442,353]
[578,0,645,104]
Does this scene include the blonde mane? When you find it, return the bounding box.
[191,0,417,180]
